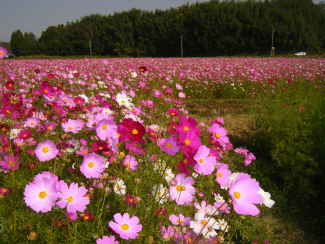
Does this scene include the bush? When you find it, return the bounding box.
[250,79,325,239]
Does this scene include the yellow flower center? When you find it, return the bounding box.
[131,129,138,135]
[200,219,208,225]
[66,196,74,203]
[120,100,126,104]
[101,124,107,130]
[0,50,4,55]
[183,126,189,132]
[215,133,221,138]
[176,185,186,192]
[184,139,191,145]
[217,172,223,177]
[8,160,16,167]
[121,224,129,230]
[38,191,47,199]
[177,219,184,224]
[166,142,173,148]
[88,162,94,168]
[199,158,205,164]
[234,192,241,199]
[42,146,49,153]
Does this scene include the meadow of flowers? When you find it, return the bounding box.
[0,55,324,244]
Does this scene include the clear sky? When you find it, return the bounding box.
[0,0,210,42]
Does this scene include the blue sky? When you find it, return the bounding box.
[0,0,209,42]
[0,0,322,42]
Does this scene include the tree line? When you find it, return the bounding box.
[9,0,325,57]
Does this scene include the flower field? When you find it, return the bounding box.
[0,57,325,244]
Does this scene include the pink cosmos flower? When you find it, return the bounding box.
[80,153,105,178]
[160,225,176,240]
[0,154,20,171]
[0,46,8,59]
[229,173,262,216]
[158,136,180,155]
[193,145,217,175]
[56,181,90,213]
[208,123,228,142]
[96,236,119,244]
[24,172,58,213]
[123,155,138,171]
[215,164,232,188]
[35,140,59,162]
[169,214,190,226]
[109,213,143,240]
[170,173,196,205]
[62,119,84,134]
[96,119,117,141]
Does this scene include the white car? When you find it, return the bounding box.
[294,52,307,56]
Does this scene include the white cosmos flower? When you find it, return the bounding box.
[10,128,21,139]
[152,184,169,204]
[258,188,275,208]
[113,178,126,195]
[190,212,218,238]
[116,92,134,110]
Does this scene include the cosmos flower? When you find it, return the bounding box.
[116,92,134,110]
[34,140,59,162]
[122,155,138,171]
[56,181,90,213]
[215,164,232,189]
[258,188,275,208]
[96,236,119,244]
[24,172,58,213]
[0,154,20,171]
[62,119,84,134]
[0,47,8,59]
[118,118,145,143]
[169,214,190,226]
[193,145,217,175]
[152,184,169,204]
[229,173,262,216]
[96,119,117,141]
[109,213,142,240]
[169,173,196,205]
[113,178,126,195]
[158,136,180,155]
[190,212,219,238]
[80,153,105,179]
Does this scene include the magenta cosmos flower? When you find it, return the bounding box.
[193,145,217,175]
[24,172,58,213]
[109,213,142,240]
[62,119,85,134]
[169,173,196,205]
[56,180,90,213]
[0,154,20,171]
[0,47,8,59]
[80,153,105,178]
[96,236,119,244]
[229,173,262,216]
[35,140,59,162]
[158,136,180,155]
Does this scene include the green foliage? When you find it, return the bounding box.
[10,0,325,57]
[249,79,325,240]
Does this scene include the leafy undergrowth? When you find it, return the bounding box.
[187,97,322,244]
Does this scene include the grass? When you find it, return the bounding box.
[186,96,322,244]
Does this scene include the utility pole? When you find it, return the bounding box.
[180,35,183,57]
[89,39,92,57]
[271,26,275,56]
